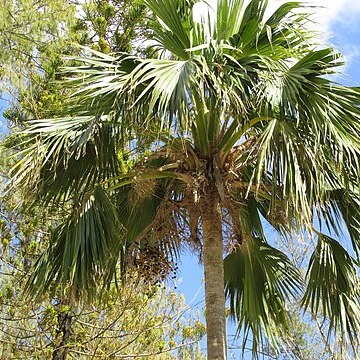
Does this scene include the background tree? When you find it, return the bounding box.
[0,0,75,96]
[0,145,205,360]
[6,0,360,359]
[0,0,153,108]
[0,193,205,359]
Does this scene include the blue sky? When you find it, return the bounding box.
[0,98,8,134]
[1,0,360,358]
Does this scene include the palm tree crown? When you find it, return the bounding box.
[10,0,360,358]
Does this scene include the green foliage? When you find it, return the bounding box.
[224,236,303,352]
[0,2,206,359]
[27,187,127,298]
[302,233,360,347]
[0,0,76,93]
[4,0,360,357]
[0,0,152,108]
[0,146,205,359]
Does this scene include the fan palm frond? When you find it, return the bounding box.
[224,236,303,353]
[26,187,126,299]
[302,232,360,347]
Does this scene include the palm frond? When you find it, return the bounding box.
[26,187,126,299]
[245,50,360,227]
[318,189,360,260]
[224,236,303,354]
[216,0,246,40]
[302,232,360,347]
[10,115,121,205]
[144,0,191,59]
[260,48,360,162]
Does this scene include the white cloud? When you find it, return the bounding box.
[194,0,360,75]
[195,0,360,34]
[312,0,360,31]
[194,3,359,44]
[269,0,360,75]
[269,0,360,33]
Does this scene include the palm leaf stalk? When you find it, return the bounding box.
[9,0,360,358]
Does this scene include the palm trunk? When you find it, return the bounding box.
[201,190,227,360]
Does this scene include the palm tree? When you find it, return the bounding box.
[10,0,360,358]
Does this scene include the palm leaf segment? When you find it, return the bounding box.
[10,0,360,353]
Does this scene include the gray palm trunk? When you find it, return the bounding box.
[201,183,227,360]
